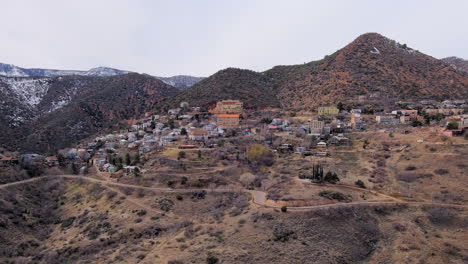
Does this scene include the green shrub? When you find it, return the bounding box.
[61,217,76,229]
[355,180,366,188]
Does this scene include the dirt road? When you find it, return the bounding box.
[1,175,467,211]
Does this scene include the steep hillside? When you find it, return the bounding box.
[169,33,468,110]
[0,73,179,152]
[441,56,468,74]
[164,68,280,109]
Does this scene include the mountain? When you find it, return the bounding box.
[0,63,128,77]
[157,75,205,90]
[168,33,468,110]
[441,56,468,74]
[0,63,204,89]
[0,73,179,152]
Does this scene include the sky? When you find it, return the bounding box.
[1,0,467,77]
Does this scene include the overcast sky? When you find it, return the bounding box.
[2,0,467,77]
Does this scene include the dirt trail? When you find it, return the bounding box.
[1,175,467,211]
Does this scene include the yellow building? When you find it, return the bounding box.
[318,106,339,115]
[217,114,240,128]
[213,100,243,114]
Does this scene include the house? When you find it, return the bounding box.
[403,109,419,115]
[123,166,139,174]
[45,156,59,167]
[329,136,350,146]
[351,113,364,129]
[318,106,339,115]
[296,147,307,153]
[0,156,19,166]
[424,108,464,116]
[189,129,209,141]
[400,115,424,124]
[217,114,240,129]
[376,115,399,125]
[271,118,282,125]
[317,142,327,148]
[309,119,324,134]
[168,108,181,115]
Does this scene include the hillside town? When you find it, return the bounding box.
[2,98,466,181]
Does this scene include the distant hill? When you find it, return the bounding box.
[0,63,204,89]
[441,56,468,74]
[0,73,179,152]
[164,68,280,109]
[168,33,468,110]
[156,75,205,90]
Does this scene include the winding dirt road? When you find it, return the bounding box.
[1,175,467,211]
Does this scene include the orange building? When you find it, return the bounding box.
[217,114,240,128]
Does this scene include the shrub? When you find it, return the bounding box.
[61,217,76,229]
[168,261,184,264]
[446,122,459,130]
[426,208,457,224]
[355,180,366,188]
[411,120,423,127]
[405,165,417,171]
[159,199,174,212]
[434,169,449,175]
[280,206,287,213]
[319,191,348,201]
[177,151,186,160]
[190,190,206,200]
[206,255,219,264]
[272,225,295,242]
[247,144,274,166]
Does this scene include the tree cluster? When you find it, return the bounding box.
[299,163,340,184]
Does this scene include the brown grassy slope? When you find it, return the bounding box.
[1,178,467,264]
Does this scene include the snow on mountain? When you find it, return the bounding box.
[84,67,128,77]
[0,64,29,77]
[1,77,51,107]
[0,63,205,89]
[0,63,128,78]
[0,75,83,127]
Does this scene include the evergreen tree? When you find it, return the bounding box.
[125,153,131,165]
[134,153,140,165]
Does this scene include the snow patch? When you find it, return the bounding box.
[370,47,380,54]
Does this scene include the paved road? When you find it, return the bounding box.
[1,175,467,211]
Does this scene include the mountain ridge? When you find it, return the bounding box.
[0,63,204,89]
